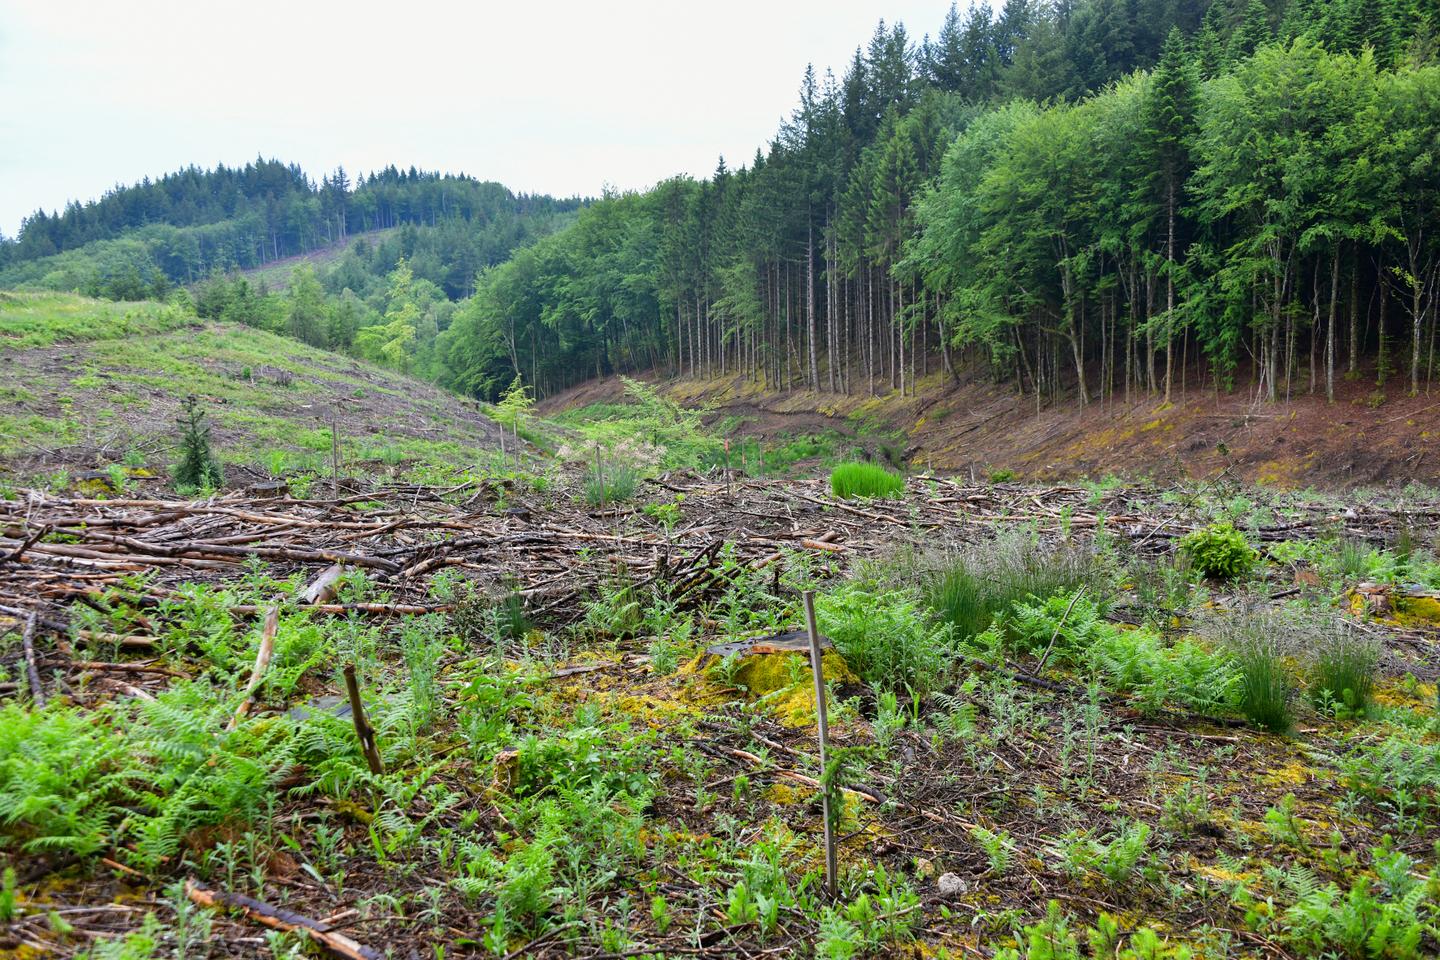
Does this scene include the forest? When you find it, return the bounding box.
[432,0,1440,403]
[7,0,1439,409]
[0,164,581,305]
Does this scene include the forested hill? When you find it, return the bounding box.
[5,0,1440,422]
[0,164,583,300]
[425,0,1440,409]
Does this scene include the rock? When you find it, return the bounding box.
[937,873,968,898]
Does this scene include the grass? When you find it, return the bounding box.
[1309,625,1378,715]
[585,461,639,506]
[0,291,503,482]
[0,291,193,347]
[1236,639,1295,734]
[926,535,1102,640]
[830,461,904,499]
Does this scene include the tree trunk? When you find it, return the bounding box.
[1326,247,1339,403]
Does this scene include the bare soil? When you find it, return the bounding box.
[540,360,1440,490]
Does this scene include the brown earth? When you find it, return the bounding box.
[539,361,1440,490]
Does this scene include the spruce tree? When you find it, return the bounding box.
[173,395,223,490]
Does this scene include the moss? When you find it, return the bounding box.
[734,650,858,728]
[766,783,807,805]
[1394,595,1440,627]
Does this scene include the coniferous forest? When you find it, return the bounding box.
[4,0,1440,404]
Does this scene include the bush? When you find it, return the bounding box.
[830,462,904,500]
[1180,522,1257,581]
[172,394,223,490]
[1309,626,1377,716]
[585,462,639,506]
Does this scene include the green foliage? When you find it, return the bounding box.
[1179,522,1257,581]
[1309,627,1378,717]
[1276,860,1436,960]
[1235,640,1295,734]
[815,584,953,694]
[969,824,1016,875]
[925,534,1103,640]
[584,460,639,506]
[172,394,223,490]
[1062,821,1151,887]
[829,462,905,500]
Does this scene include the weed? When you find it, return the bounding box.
[585,460,639,506]
[830,461,904,499]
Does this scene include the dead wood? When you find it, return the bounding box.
[183,879,381,960]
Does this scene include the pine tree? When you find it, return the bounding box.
[173,395,223,490]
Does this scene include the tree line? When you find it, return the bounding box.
[0,163,582,300]
[430,0,1440,404]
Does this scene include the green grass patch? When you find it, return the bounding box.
[830,462,904,499]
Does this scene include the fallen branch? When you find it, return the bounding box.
[22,613,45,707]
[227,605,280,731]
[183,879,381,960]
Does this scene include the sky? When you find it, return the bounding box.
[0,0,962,237]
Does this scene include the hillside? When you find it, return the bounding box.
[230,227,399,291]
[0,291,504,487]
[541,364,1440,491]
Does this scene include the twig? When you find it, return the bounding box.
[227,605,280,731]
[1035,585,1087,676]
[22,613,45,707]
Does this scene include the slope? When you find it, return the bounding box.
[540,363,1440,490]
[0,291,503,486]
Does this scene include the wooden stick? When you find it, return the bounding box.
[343,664,385,775]
[0,523,50,565]
[1035,585,1087,676]
[802,590,836,898]
[331,419,341,499]
[227,605,279,731]
[22,612,45,707]
[184,880,381,960]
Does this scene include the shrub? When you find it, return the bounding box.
[830,462,904,500]
[1180,522,1257,581]
[584,461,638,506]
[1309,625,1377,716]
[172,394,223,490]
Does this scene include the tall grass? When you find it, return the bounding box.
[926,535,1102,640]
[1309,624,1377,715]
[585,462,639,506]
[1235,640,1294,733]
[830,462,904,499]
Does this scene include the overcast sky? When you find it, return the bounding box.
[0,0,961,237]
